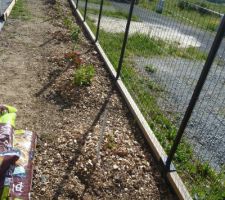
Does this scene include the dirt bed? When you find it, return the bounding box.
[0,0,176,199]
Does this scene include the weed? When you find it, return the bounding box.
[62,17,80,43]
[71,27,80,42]
[146,79,162,91]
[73,65,95,86]
[63,17,73,29]
[145,64,157,73]
[106,133,117,150]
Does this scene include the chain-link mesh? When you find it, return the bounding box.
[74,0,225,198]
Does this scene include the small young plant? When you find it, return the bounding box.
[73,65,95,86]
[106,133,117,150]
[63,17,73,29]
[64,51,82,66]
[71,27,80,42]
[63,17,80,42]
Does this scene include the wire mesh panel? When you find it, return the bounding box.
[75,0,225,198]
[85,0,130,68]
[118,0,225,199]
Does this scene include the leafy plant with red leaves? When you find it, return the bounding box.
[64,51,82,67]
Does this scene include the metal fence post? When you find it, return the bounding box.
[83,0,88,21]
[116,0,136,79]
[165,15,225,171]
[76,0,79,8]
[95,0,104,42]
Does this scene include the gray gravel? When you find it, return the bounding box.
[110,1,225,60]
[134,56,225,169]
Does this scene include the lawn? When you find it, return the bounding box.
[10,0,31,20]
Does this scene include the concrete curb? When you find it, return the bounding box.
[68,0,192,199]
[1,0,16,21]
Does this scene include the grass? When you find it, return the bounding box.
[80,8,139,21]
[86,0,112,6]
[97,30,206,60]
[138,0,224,32]
[10,0,31,20]
[85,18,225,199]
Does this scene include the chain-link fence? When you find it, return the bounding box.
[72,0,225,199]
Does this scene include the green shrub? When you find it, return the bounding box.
[73,65,95,86]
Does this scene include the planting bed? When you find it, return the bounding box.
[0,0,176,199]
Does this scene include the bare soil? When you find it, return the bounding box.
[0,0,176,199]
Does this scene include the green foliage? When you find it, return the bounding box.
[138,0,222,32]
[71,27,80,42]
[106,133,117,150]
[11,0,31,20]
[97,30,206,60]
[73,65,95,86]
[145,64,157,73]
[63,17,80,42]
[63,17,73,29]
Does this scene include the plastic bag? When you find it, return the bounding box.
[10,130,37,200]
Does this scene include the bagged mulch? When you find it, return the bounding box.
[0,105,17,152]
[10,130,37,200]
[0,105,18,199]
[0,105,18,176]
[0,105,37,200]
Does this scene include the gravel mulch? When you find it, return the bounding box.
[0,0,177,199]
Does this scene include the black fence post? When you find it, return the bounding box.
[76,0,79,8]
[83,0,88,21]
[116,0,136,79]
[165,15,225,171]
[95,0,104,42]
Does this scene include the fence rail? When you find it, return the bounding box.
[71,0,225,199]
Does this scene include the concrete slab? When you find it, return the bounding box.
[0,0,13,16]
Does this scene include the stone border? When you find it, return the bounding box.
[68,0,192,199]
